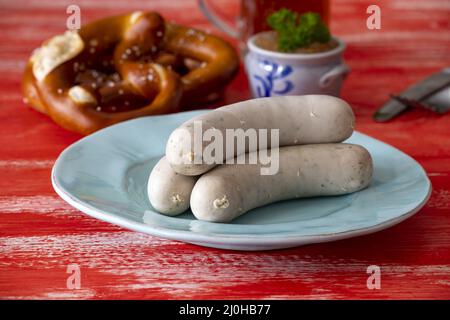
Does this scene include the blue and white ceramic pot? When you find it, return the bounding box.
[245,31,350,98]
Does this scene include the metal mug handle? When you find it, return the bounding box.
[319,63,350,88]
[198,0,239,38]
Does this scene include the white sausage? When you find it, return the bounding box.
[147,156,197,216]
[190,144,373,222]
[166,95,355,176]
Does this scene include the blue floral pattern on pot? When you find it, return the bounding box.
[253,60,294,97]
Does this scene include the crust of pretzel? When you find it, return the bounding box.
[23,61,181,134]
[22,12,239,135]
[164,23,239,106]
[23,13,182,134]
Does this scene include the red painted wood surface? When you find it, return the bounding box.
[1,0,450,299]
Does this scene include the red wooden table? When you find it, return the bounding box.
[1,0,449,299]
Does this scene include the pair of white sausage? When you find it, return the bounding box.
[148,95,372,222]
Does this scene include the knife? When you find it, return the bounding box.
[373,68,450,122]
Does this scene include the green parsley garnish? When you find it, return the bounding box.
[267,9,331,52]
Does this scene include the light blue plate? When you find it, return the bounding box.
[52,110,431,251]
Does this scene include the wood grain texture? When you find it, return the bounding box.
[0,0,449,299]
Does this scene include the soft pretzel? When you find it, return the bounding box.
[22,11,239,134]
